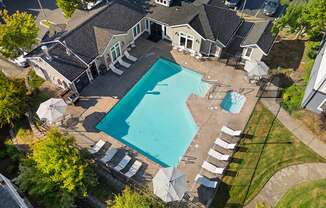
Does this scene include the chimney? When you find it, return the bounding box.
[41,45,52,61]
[62,41,71,56]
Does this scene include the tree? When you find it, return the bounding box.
[272,0,326,39]
[282,84,304,112]
[56,0,82,18]
[300,0,326,39]
[0,72,29,127]
[0,10,39,59]
[272,4,304,36]
[110,186,166,208]
[17,129,97,208]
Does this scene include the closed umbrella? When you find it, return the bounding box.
[36,98,67,124]
[244,61,269,78]
[153,167,187,202]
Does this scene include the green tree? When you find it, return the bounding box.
[56,0,82,18]
[17,129,97,208]
[272,4,304,36]
[282,84,304,112]
[0,10,39,59]
[300,0,326,39]
[0,72,29,127]
[273,0,326,39]
[110,186,166,208]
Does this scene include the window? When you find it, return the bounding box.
[179,33,194,50]
[244,47,253,58]
[317,99,326,112]
[132,23,141,38]
[145,19,150,31]
[110,42,121,62]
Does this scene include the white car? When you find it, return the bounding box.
[10,52,29,67]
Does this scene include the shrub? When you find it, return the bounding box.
[28,70,44,90]
[4,139,22,161]
[110,186,166,208]
[282,84,304,112]
[0,148,7,159]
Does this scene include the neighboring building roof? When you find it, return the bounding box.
[0,174,30,208]
[302,42,326,106]
[241,21,275,55]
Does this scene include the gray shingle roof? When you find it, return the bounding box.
[61,0,145,63]
[241,20,275,54]
[148,4,242,45]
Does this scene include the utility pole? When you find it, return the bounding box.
[240,0,247,19]
[36,0,47,19]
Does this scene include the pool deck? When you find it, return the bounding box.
[61,35,259,206]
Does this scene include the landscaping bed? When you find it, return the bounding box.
[212,102,325,207]
[276,179,326,208]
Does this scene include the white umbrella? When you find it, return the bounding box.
[153,167,187,202]
[244,61,269,78]
[36,98,67,124]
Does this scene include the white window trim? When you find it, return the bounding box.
[132,23,142,40]
[145,19,150,32]
[242,47,253,60]
[317,98,326,112]
[110,42,121,63]
[179,32,194,52]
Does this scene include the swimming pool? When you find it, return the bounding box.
[220,91,246,113]
[96,58,210,167]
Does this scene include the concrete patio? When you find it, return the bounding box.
[60,35,259,206]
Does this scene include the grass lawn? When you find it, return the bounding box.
[212,102,325,207]
[276,179,326,208]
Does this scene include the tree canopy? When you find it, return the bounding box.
[56,0,82,18]
[273,0,326,39]
[110,186,166,208]
[0,10,39,59]
[0,72,28,127]
[17,129,97,208]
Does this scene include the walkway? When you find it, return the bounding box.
[261,98,326,159]
[246,163,326,207]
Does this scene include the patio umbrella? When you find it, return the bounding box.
[153,167,187,202]
[244,61,269,78]
[36,98,67,124]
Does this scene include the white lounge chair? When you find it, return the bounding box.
[100,148,118,164]
[215,138,236,150]
[124,50,137,62]
[202,161,224,175]
[195,174,218,188]
[124,160,142,178]
[109,63,123,75]
[88,139,106,154]
[117,57,131,68]
[114,154,132,172]
[221,125,242,137]
[208,149,230,161]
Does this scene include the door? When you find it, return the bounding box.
[90,62,98,79]
[74,72,89,93]
[150,22,162,39]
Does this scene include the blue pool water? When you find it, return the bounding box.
[220,91,246,113]
[96,58,210,167]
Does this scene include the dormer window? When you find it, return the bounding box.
[155,0,172,7]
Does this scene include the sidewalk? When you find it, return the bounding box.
[246,163,326,208]
[261,98,326,159]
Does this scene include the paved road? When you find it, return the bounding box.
[246,163,326,207]
[4,0,66,39]
[0,56,27,78]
